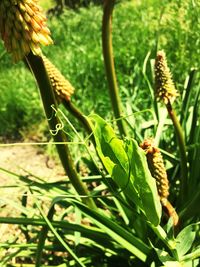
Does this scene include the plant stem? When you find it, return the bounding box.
[63,100,92,135]
[25,53,97,210]
[166,101,188,202]
[102,0,127,137]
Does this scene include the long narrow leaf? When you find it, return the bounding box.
[69,198,150,262]
[31,191,87,267]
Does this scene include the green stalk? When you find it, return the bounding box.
[102,0,127,137]
[166,101,188,202]
[25,53,97,210]
[63,100,92,136]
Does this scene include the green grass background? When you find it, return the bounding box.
[0,0,199,139]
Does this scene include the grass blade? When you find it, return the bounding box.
[69,199,150,262]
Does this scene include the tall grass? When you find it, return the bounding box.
[0,61,45,139]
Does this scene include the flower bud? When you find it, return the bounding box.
[42,56,75,101]
[155,51,178,104]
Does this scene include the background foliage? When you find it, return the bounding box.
[0,0,199,139]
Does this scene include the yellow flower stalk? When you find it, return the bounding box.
[42,55,75,102]
[0,0,53,62]
[140,139,179,226]
[155,50,188,204]
[155,50,178,104]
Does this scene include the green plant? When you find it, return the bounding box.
[0,0,200,266]
[0,62,45,139]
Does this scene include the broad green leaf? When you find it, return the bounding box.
[88,114,161,226]
[89,114,142,207]
[175,223,199,258]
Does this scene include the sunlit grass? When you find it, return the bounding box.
[39,0,54,10]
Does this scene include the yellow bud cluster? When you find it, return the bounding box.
[155,50,178,104]
[140,139,169,206]
[42,55,75,101]
[0,0,53,62]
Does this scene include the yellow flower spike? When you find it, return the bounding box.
[18,2,26,12]
[42,27,51,36]
[23,12,32,23]
[29,42,41,55]
[42,55,75,102]
[31,19,42,32]
[155,50,178,104]
[24,3,35,16]
[15,10,24,23]
[22,30,31,41]
[38,34,53,46]
[31,31,40,43]
[0,0,53,62]
[21,40,30,54]
[33,13,46,24]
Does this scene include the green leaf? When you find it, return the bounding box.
[175,223,199,258]
[162,261,182,267]
[154,248,180,266]
[69,199,150,262]
[88,114,161,226]
[89,114,141,206]
[33,192,87,267]
[154,247,177,266]
[181,246,200,263]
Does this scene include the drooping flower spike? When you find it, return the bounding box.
[140,138,179,226]
[0,0,53,62]
[140,138,169,205]
[155,50,178,104]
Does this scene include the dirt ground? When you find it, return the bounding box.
[0,143,91,263]
[0,143,65,209]
[0,143,65,245]
[0,144,64,182]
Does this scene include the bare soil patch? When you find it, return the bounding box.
[0,143,65,245]
[0,144,64,183]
